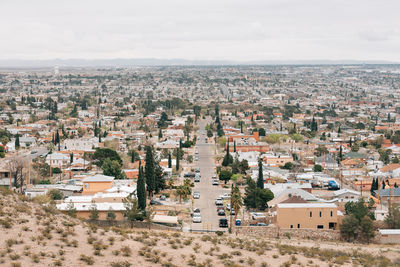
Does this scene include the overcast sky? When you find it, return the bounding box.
[0,0,399,61]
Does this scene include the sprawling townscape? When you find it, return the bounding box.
[1,64,400,266]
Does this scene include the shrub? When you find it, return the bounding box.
[121,246,132,257]
[80,254,94,265]
[215,231,224,236]
[111,261,131,267]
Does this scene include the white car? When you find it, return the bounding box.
[193,191,200,199]
[192,214,202,223]
[215,197,223,206]
[220,193,231,199]
[251,212,266,220]
[212,179,219,185]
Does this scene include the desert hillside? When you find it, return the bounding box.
[0,189,399,267]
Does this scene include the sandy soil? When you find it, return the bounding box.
[0,191,399,267]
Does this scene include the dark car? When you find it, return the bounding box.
[219,219,228,228]
[150,199,163,205]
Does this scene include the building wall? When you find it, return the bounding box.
[276,206,338,229]
[264,156,293,167]
[379,234,400,244]
[82,181,112,195]
[74,210,125,221]
[229,145,270,153]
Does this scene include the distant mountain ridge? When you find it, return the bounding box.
[0,58,398,68]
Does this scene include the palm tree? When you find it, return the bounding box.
[230,184,243,232]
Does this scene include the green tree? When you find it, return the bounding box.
[93,148,122,167]
[385,206,400,229]
[222,142,233,166]
[102,158,125,179]
[280,162,294,170]
[137,163,146,211]
[168,152,172,168]
[175,148,180,171]
[257,159,264,188]
[219,170,233,184]
[313,164,323,172]
[107,208,116,222]
[48,189,64,200]
[89,204,99,220]
[15,134,20,149]
[244,178,274,211]
[359,216,375,243]
[123,193,143,225]
[145,146,155,197]
[340,215,359,241]
[344,198,375,222]
[231,184,243,225]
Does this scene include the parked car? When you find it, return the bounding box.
[195,167,200,173]
[160,195,167,201]
[212,179,219,185]
[218,209,226,216]
[193,208,201,216]
[193,191,200,199]
[250,212,266,220]
[192,214,202,223]
[215,197,223,206]
[328,180,340,190]
[194,177,200,182]
[220,193,231,199]
[219,219,228,228]
[150,199,163,205]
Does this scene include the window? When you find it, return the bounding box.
[317,225,324,229]
[290,225,293,229]
[330,211,333,217]
[84,183,89,189]
[297,224,300,228]
[310,211,312,217]
[319,211,322,217]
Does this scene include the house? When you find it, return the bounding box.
[273,203,339,230]
[46,153,70,168]
[332,189,361,203]
[262,153,293,167]
[374,188,400,205]
[82,174,114,195]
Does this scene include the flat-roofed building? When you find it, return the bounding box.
[274,203,339,230]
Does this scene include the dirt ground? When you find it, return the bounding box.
[0,191,399,267]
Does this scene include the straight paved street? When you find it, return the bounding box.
[190,119,230,231]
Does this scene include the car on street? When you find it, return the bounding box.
[195,167,200,173]
[215,197,223,206]
[218,209,225,216]
[192,213,202,223]
[193,191,200,199]
[219,219,228,228]
[193,208,201,216]
[220,193,231,199]
[212,179,219,185]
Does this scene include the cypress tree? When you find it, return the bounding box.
[98,130,102,143]
[70,152,74,163]
[382,180,386,189]
[137,162,146,210]
[370,178,376,196]
[179,139,182,149]
[168,152,172,168]
[145,146,155,197]
[234,140,236,153]
[240,121,243,133]
[175,148,180,171]
[131,150,135,163]
[158,128,163,139]
[257,158,264,189]
[15,134,20,149]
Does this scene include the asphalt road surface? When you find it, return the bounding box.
[190,119,230,231]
